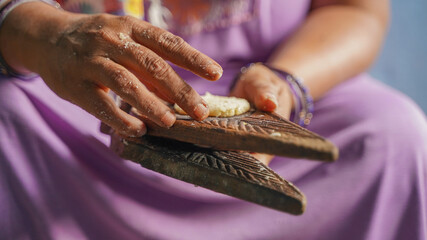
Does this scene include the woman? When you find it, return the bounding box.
[0,0,426,239]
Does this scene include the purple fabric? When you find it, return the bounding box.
[172,0,311,95]
[1,0,427,239]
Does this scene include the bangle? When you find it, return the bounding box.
[264,64,313,127]
[0,0,61,79]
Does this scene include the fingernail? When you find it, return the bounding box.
[207,64,223,80]
[201,99,208,108]
[120,122,146,137]
[194,103,209,119]
[266,93,278,105]
[161,111,176,128]
[135,124,147,137]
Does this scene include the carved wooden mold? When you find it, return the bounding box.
[141,109,338,161]
[117,136,306,215]
[113,110,339,215]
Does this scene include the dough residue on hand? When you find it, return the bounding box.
[174,92,250,117]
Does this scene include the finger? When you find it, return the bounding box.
[100,122,112,134]
[275,85,293,119]
[119,99,132,113]
[242,76,279,112]
[251,153,274,166]
[110,42,209,121]
[149,87,174,104]
[135,74,174,104]
[130,24,222,81]
[75,84,146,137]
[90,58,177,127]
[100,97,130,134]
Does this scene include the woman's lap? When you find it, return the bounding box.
[0,74,426,239]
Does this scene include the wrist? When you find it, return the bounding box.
[264,64,313,127]
[0,1,72,75]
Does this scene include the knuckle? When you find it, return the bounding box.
[145,58,171,80]
[154,65,172,80]
[95,28,113,41]
[118,15,135,24]
[92,13,111,24]
[127,81,140,92]
[98,109,115,123]
[100,110,137,135]
[159,32,185,51]
[136,26,153,40]
[91,100,113,121]
[117,120,134,134]
[188,51,203,64]
[175,84,194,104]
[133,49,150,65]
[85,29,117,51]
[106,68,127,89]
[97,63,139,98]
[141,98,158,115]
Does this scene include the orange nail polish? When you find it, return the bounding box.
[264,93,278,111]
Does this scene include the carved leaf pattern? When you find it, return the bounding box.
[179,149,295,193]
[200,111,316,138]
[138,135,299,194]
[121,134,306,215]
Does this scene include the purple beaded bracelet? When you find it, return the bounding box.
[0,0,61,79]
[264,64,313,127]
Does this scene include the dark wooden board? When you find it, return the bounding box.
[114,135,306,215]
[110,109,340,214]
[137,109,338,161]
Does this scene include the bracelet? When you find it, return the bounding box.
[264,64,313,127]
[0,0,61,79]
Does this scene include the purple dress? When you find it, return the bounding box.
[1,0,426,239]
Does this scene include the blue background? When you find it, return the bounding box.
[369,0,427,114]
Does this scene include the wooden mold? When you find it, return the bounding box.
[112,109,338,215]
[115,135,306,215]
[140,109,338,161]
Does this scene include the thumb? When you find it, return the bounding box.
[245,78,279,112]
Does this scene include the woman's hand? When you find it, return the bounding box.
[230,63,293,119]
[0,2,222,137]
[230,63,293,165]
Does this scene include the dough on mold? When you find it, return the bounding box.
[174,92,250,117]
